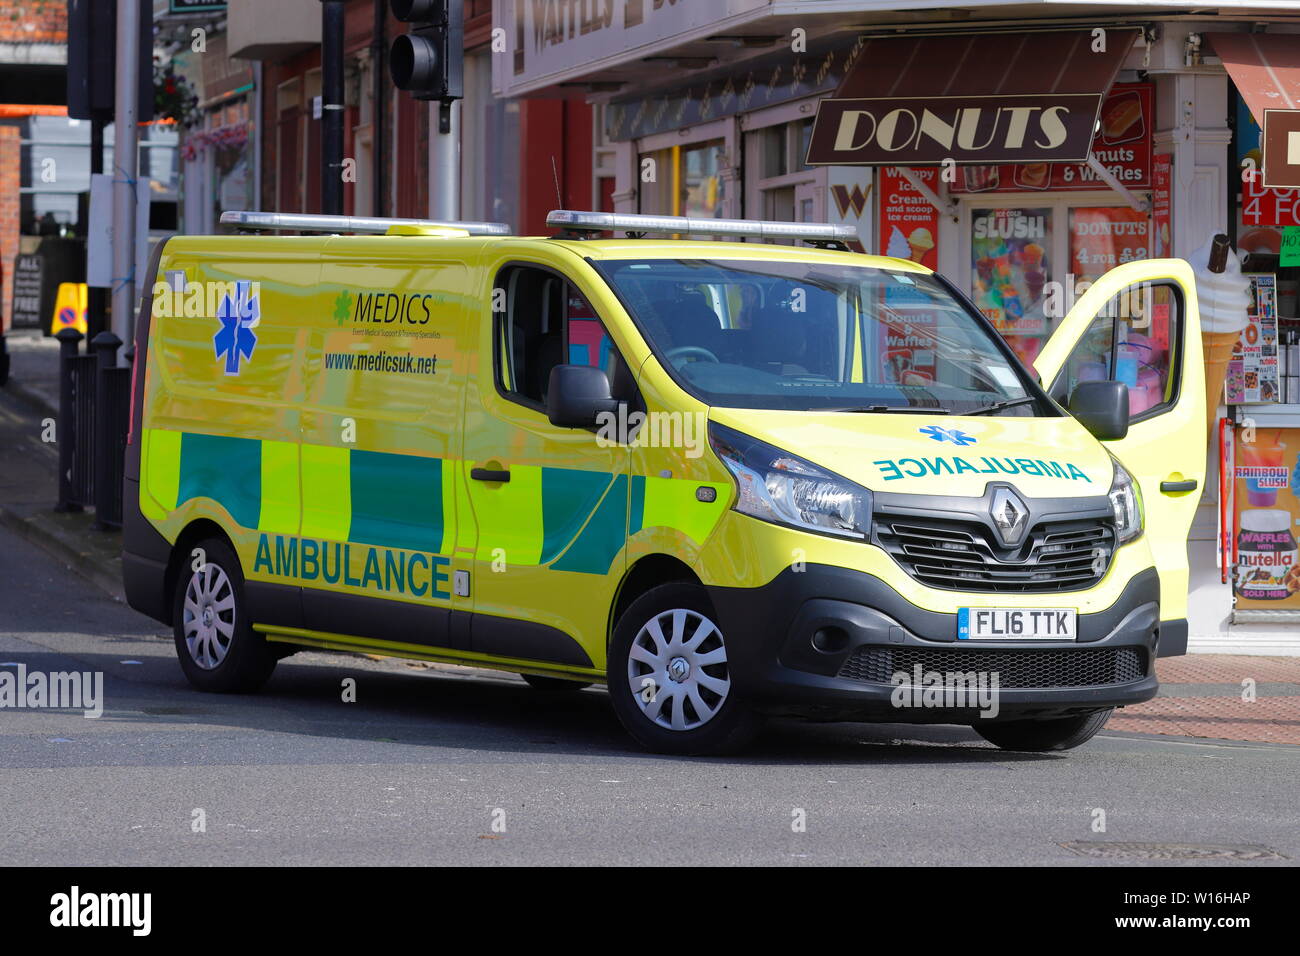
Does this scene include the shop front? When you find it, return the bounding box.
[1198,32,1300,646]
[493,1,1300,653]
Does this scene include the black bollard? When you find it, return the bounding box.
[91,330,122,529]
[54,327,84,513]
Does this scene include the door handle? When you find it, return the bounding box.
[471,467,511,483]
[1160,479,1198,493]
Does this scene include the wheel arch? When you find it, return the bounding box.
[162,519,238,625]
[609,554,700,645]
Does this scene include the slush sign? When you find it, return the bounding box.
[806,94,1102,166]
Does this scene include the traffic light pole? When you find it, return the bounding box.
[86,113,108,342]
[429,100,459,220]
[111,0,140,349]
[321,0,346,216]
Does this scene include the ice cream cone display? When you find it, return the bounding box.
[1192,234,1252,438]
[885,225,910,260]
[906,227,934,263]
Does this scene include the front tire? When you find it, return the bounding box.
[172,537,277,693]
[973,708,1113,752]
[607,583,760,756]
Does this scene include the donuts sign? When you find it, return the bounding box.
[807,94,1101,166]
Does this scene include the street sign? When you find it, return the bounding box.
[86,174,151,292]
[169,1,228,11]
[1262,109,1300,190]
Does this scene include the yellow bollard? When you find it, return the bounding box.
[49,282,88,335]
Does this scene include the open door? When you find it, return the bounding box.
[1035,259,1205,642]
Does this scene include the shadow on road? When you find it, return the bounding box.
[1,644,1058,767]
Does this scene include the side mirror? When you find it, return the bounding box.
[547,364,619,428]
[1068,380,1129,442]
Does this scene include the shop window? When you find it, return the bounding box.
[637,139,724,218]
[745,117,821,238]
[494,266,633,411]
[757,119,814,179]
[1049,281,1182,421]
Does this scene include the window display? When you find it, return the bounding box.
[970,207,1052,365]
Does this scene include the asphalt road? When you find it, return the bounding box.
[1,525,1296,867]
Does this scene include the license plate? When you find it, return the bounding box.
[957,608,1077,641]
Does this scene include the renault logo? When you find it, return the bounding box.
[990,487,1029,546]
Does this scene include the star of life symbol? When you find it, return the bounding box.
[214,280,259,375]
[919,424,977,446]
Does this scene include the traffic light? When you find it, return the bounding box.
[389,0,463,103]
[66,0,154,121]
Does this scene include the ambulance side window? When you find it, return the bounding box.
[1049,281,1182,423]
[495,265,634,412]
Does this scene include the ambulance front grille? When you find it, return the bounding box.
[875,515,1115,593]
[838,646,1147,689]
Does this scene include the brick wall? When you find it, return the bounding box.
[0,0,66,43]
[0,125,20,332]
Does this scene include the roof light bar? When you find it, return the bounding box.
[546,209,857,243]
[220,211,511,236]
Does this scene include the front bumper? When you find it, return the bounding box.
[706,565,1164,722]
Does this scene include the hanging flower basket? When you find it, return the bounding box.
[154,59,201,129]
[181,123,250,162]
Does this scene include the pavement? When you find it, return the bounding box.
[1,333,1298,748]
[0,334,124,601]
[2,327,61,417]
[1115,656,1300,745]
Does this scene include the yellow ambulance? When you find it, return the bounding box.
[123,209,1204,755]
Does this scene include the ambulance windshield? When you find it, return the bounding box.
[595,258,1051,415]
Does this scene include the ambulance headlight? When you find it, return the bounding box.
[1108,457,1143,545]
[709,422,872,540]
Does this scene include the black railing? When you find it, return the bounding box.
[55,328,131,529]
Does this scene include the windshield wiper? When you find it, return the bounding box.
[823,405,951,414]
[963,397,1040,416]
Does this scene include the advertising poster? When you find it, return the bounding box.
[1233,426,1300,608]
[827,166,873,254]
[1226,274,1279,404]
[951,83,1153,194]
[9,254,44,330]
[878,167,939,269]
[1152,153,1173,258]
[1236,92,1300,257]
[1068,207,1150,281]
[970,207,1051,364]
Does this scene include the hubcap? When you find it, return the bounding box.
[182,562,236,670]
[627,608,730,732]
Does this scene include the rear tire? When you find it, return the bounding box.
[171,537,277,693]
[972,708,1113,752]
[607,582,760,756]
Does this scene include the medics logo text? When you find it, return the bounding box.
[339,289,448,327]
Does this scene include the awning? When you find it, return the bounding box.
[807,28,1139,167]
[1207,33,1300,125]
